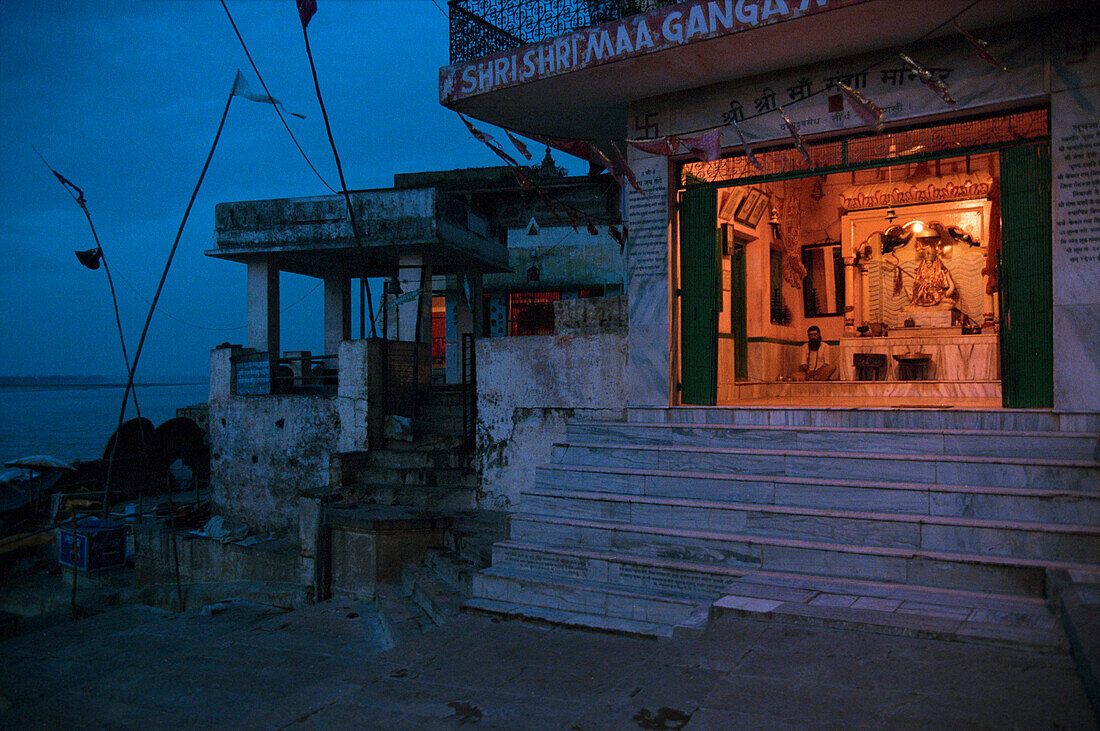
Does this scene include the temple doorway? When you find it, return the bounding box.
[677,111,1052,408]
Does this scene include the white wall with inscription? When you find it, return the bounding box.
[624,150,673,406]
[1051,19,1100,412]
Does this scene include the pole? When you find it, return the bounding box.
[102,85,234,531]
[300,24,377,339]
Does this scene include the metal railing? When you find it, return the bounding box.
[449,0,674,63]
[233,352,338,396]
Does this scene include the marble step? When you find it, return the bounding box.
[520,489,1100,564]
[504,515,1084,595]
[552,442,1100,491]
[533,464,1100,524]
[625,407,1100,434]
[487,540,1067,608]
[472,566,706,630]
[710,574,1066,653]
[565,422,1100,460]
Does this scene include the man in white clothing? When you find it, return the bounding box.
[791,325,836,381]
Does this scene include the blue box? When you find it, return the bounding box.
[58,518,128,571]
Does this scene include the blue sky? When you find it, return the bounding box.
[0,1,562,381]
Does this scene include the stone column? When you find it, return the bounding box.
[396,253,432,343]
[247,259,279,355]
[445,271,479,384]
[843,256,857,335]
[324,274,351,354]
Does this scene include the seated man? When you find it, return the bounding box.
[791,325,837,381]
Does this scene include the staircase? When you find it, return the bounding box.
[331,386,478,510]
[467,407,1100,645]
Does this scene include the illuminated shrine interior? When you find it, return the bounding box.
[705,151,1002,403]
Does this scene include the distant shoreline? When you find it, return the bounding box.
[0,379,207,392]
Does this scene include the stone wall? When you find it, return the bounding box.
[476,324,628,509]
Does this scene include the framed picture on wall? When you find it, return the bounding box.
[719,187,747,220]
[744,190,771,227]
[734,188,762,225]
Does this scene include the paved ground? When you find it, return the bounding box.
[0,592,1094,729]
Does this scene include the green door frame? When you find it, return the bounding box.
[679,187,719,405]
[999,142,1054,408]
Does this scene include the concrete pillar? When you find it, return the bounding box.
[247,259,279,355]
[396,253,432,343]
[445,272,478,384]
[840,256,858,334]
[843,256,857,335]
[324,274,351,354]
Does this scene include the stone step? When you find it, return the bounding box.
[552,442,1100,491]
[400,564,463,626]
[463,597,682,638]
[504,515,1088,595]
[472,567,705,631]
[565,422,1099,460]
[350,466,477,489]
[335,483,479,511]
[534,464,1100,524]
[423,549,480,595]
[520,489,1100,564]
[710,574,1067,653]
[625,406,1100,433]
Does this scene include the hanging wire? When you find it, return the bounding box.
[107,260,321,331]
[219,0,337,194]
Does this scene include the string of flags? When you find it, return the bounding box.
[459,17,1006,247]
[613,21,1004,168]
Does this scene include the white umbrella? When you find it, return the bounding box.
[4,455,75,472]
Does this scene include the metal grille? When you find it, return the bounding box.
[681,109,1049,186]
[385,340,430,419]
[508,290,560,335]
[449,0,669,63]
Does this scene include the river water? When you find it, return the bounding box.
[0,382,210,464]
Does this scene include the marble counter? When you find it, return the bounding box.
[838,331,1000,381]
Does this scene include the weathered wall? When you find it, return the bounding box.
[476,322,628,509]
[209,347,341,535]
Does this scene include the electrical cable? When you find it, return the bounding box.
[219,0,338,194]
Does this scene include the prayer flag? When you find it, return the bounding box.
[297,0,316,28]
[231,71,306,119]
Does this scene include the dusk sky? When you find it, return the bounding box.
[1,1,567,382]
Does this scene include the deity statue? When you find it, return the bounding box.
[908,239,957,307]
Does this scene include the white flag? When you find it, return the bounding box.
[231,71,305,119]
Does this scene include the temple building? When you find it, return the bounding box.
[441,0,1098,411]
[433,0,1100,636]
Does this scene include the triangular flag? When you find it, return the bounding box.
[953,21,1007,71]
[610,142,645,196]
[835,81,883,133]
[728,118,762,170]
[231,71,306,119]
[505,130,533,161]
[899,53,957,105]
[627,138,680,156]
[779,106,812,165]
[677,130,722,162]
[297,0,316,28]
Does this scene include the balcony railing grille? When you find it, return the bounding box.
[448,0,671,64]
